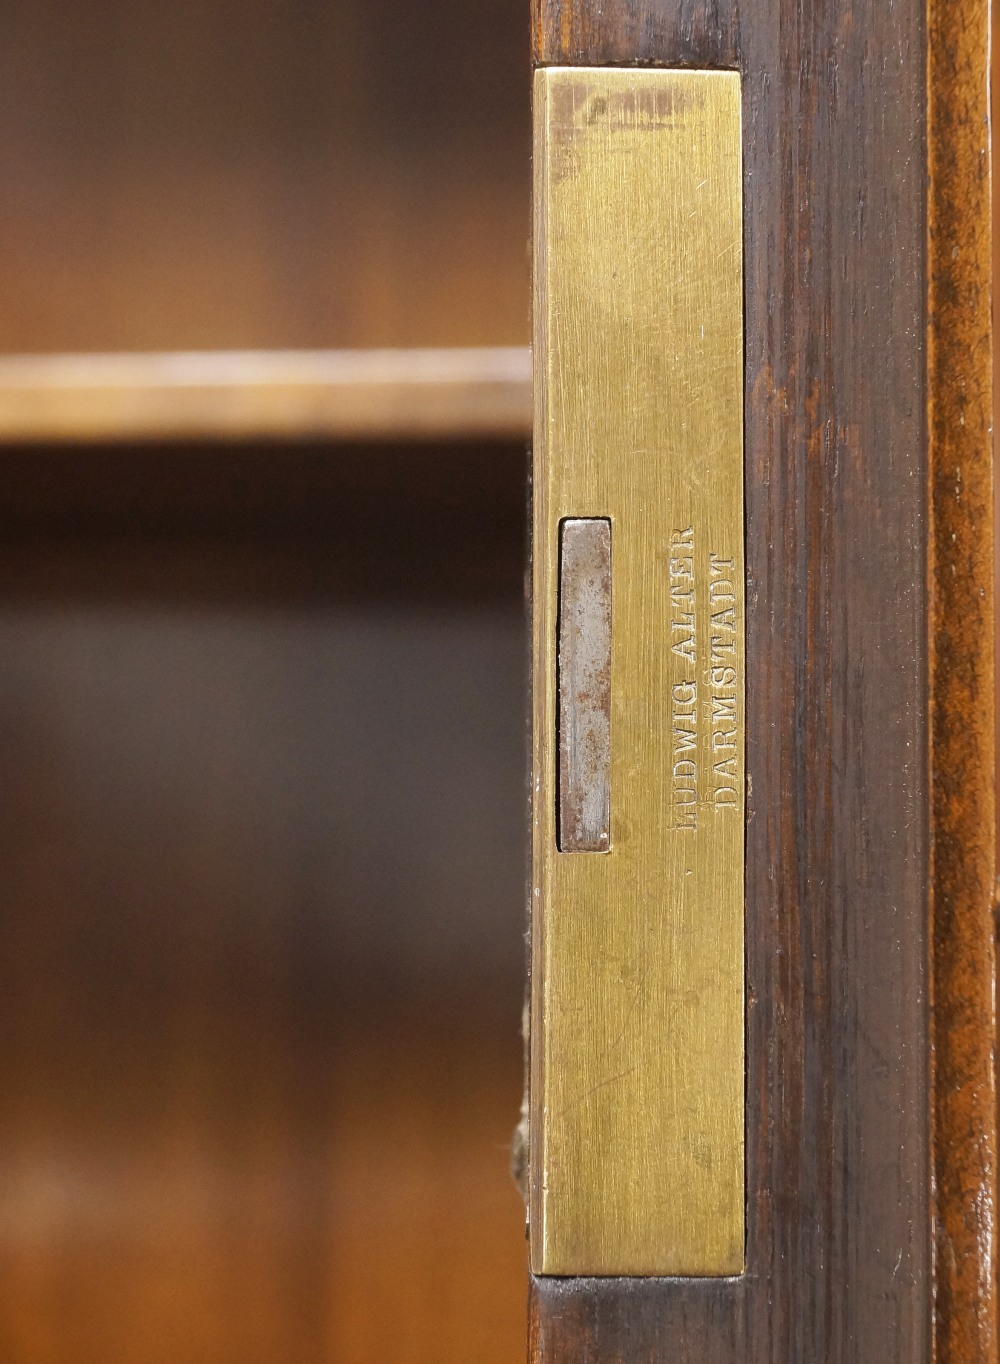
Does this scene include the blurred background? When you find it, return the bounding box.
[0,2,532,1361]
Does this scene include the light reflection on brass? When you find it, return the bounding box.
[531,67,745,1277]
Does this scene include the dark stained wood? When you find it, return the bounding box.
[531,0,939,1361]
[0,439,528,606]
[531,0,737,68]
[928,0,998,1359]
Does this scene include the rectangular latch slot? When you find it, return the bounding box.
[558,518,612,853]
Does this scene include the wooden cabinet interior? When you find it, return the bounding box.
[0,1,531,1360]
[0,0,530,353]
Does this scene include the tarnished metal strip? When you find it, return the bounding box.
[558,519,612,853]
[531,67,745,1277]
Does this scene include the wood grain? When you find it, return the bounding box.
[927,0,998,1358]
[531,0,936,1359]
[0,440,530,1364]
[531,0,737,68]
[0,349,532,444]
[0,0,530,353]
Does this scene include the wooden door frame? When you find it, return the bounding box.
[528,1,996,1360]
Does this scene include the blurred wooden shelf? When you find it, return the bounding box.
[0,347,533,445]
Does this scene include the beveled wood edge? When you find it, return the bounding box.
[927,0,999,1358]
[530,0,738,69]
[0,347,532,444]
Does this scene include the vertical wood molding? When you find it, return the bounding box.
[529,0,951,1359]
[928,0,999,1357]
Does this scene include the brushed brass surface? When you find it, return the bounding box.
[531,67,745,1277]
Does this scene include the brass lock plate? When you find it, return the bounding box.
[530,67,745,1277]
